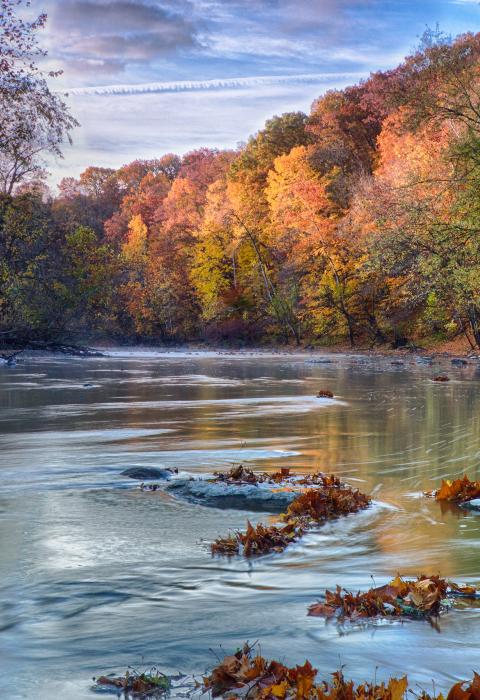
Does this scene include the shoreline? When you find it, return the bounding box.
[68,337,480,361]
[1,334,479,362]
[2,343,479,361]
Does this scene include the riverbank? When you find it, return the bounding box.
[84,336,480,362]
[1,331,478,362]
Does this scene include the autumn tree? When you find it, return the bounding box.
[225,113,314,342]
[0,0,78,194]
[56,167,122,236]
[4,29,480,349]
[266,145,365,345]
[104,170,171,243]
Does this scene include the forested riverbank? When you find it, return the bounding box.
[2,22,480,352]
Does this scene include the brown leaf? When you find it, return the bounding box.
[446,682,471,700]
[430,475,480,504]
[388,676,408,700]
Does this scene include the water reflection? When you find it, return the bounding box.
[0,353,479,699]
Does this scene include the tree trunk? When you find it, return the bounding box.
[467,304,480,348]
[232,214,301,345]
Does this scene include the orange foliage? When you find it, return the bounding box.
[426,475,480,503]
[202,644,480,700]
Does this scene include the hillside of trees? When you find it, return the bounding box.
[2,16,480,349]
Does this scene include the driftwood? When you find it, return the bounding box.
[26,341,104,357]
[0,349,24,365]
[0,340,104,359]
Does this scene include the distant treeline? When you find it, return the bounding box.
[2,29,480,349]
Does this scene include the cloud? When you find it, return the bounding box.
[49,0,200,73]
[64,72,364,96]
[43,0,437,81]
[194,0,376,38]
[53,0,194,33]
[49,72,362,185]
[40,0,480,186]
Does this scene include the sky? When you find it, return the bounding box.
[34,0,480,184]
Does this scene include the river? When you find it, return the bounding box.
[1,350,479,698]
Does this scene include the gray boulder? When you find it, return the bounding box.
[166,478,297,512]
[451,358,468,367]
[121,467,174,480]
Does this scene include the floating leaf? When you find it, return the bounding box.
[308,575,475,621]
[426,475,480,504]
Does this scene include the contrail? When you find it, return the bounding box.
[64,72,364,97]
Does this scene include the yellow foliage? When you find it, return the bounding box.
[122,214,148,262]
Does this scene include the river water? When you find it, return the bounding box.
[1,350,479,698]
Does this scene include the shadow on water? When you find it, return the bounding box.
[0,352,480,698]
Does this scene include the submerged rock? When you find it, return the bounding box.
[462,499,480,511]
[451,358,468,367]
[416,356,433,365]
[122,467,175,480]
[166,478,298,512]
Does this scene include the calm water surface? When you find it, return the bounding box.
[1,351,480,698]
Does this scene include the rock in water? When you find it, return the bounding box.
[166,479,298,512]
[462,499,480,511]
[451,358,468,366]
[121,467,173,480]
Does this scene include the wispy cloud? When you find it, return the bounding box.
[64,72,364,97]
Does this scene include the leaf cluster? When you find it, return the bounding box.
[316,389,334,398]
[211,481,370,557]
[211,520,302,557]
[95,667,170,698]
[284,486,370,524]
[201,643,480,700]
[308,575,477,621]
[212,466,342,488]
[426,475,480,503]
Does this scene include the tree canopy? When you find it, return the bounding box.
[2,27,480,349]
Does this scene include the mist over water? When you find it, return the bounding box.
[1,351,480,698]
